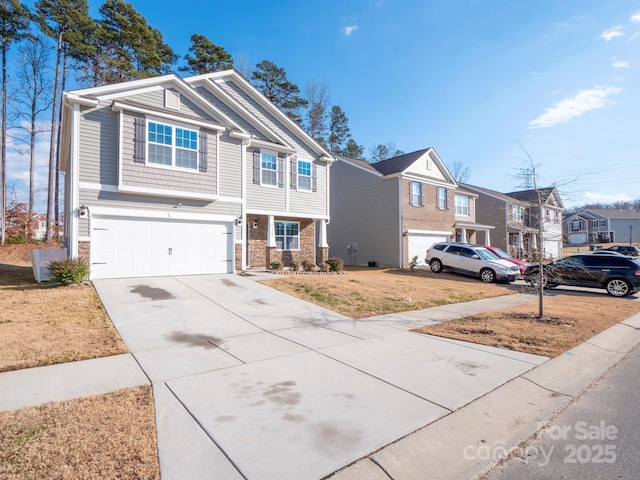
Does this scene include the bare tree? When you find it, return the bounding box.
[11,37,52,218]
[233,52,251,79]
[304,80,330,146]
[449,161,471,183]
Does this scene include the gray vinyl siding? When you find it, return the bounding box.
[328,160,400,267]
[129,88,217,122]
[78,105,118,185]
[217,79,317,159]
[289,160,328,216]
[473,194,508,250]
[217,133,242,198]
[121,112,217,195]
[195,86,267,140]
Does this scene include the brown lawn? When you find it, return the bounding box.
[0,244,127,373]
[0,386,159,480]
[414,293,640,357]
[262,266,520,318]
[0,244,159,479]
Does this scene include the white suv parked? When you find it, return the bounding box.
[425,242,519,283]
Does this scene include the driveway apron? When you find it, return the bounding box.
[93,275,547,480]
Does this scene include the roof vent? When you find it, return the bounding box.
[165,89,180,110]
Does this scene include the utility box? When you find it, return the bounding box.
[30,248,68,283]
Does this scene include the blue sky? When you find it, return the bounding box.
[10,0,640,210]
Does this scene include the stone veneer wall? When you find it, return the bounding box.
[247,215,316,268]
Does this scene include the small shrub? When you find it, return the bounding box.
[409,255,419,271]
[270,261,282,271]
[301,259,316,272]
[47,258,90,285]
[326,257,343,272]
[290,260,300,272]
[317,262,330,273]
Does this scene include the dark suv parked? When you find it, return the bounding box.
[603,245,640,257]
[523,254,640,297]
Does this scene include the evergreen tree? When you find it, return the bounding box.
[369,142,404,162]
[0,0,30,244]
[180,33,233,75]
[328,105,349,154]
[36,0,92,241]
[251,60,307,124]
[88,0,176,84]
[340,139,364,159]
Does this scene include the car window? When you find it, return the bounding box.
[557,256,585,267]
[446,246,463,255]
[584,256,616,267]
[475,248,497,260]
[459,247,476,258]
[433,244,446,251]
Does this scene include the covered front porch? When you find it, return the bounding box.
[507,227,539,260]
[454,221,495,246]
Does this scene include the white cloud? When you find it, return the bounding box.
[343,25,358,36]
[627,32,640,42]
[612,60,630,68]
[555,21,568,27]
[631,11,640,23]
[528,86,622,129]
[599,26,624,41]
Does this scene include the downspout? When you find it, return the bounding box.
[240,136,247,271]
[69,103,80,259]
[398,176,403,267]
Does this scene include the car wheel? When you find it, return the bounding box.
[606,278,631,297]
[527,275,547,289]
[430,258,443,273]
[480,268,496,283]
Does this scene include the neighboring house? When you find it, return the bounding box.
[60,70,333,280]
[32,214,47,240]
[460,184,564,259]
[564,208,640,245]
[328,149,492,267]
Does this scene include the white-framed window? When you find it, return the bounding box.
[297,160,312,191]
[600,219,606,227]
[147,120,198,170]
[571,220,581,231]
[437,187,448,210]
[592,220,599,228]
[555,211,560,223]
[275,221,299,250]
[409,182,423,206]
[512,206,525,222]
[261,150,278,186]
[455,194,469,216]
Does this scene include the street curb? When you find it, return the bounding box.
[327,312,640,480]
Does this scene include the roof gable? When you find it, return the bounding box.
[371,148,457,185]
[506,187,564,208]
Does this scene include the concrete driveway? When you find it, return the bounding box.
[93,274,547,480]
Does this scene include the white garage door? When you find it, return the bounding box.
[90,216,234,279]
[407,232,449,266]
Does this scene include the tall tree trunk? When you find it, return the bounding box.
[45,31,63,243]
[1,43,6,245]
[54,51,67,239]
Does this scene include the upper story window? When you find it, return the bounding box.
[600,219,606,227]
[511,206,525,223]
[409,182,423,206]
[455,194,469,216]
[275,221,299,251]
[555,211,560,223]
[261,151,278,186]
[297,160,312,191]
[147,121,198,170]
[592,220,599,228]
[571,220,582,231]
[437,187,448,210]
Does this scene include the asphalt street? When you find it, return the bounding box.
[485,343,640,479]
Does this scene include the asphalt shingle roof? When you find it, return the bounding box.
[370,149,432,175]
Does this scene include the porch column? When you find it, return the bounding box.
[317,220,329,263]
[485,229,491,246]
[461,227,468,243]
[531,233,538,251]
[267,215,276,247]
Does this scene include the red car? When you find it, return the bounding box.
[482,246,531,275]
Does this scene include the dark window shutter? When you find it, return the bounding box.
[277,153,285,188]
[253,151,261,184]
[134,117,146,163]
[290,156,297,189]
[198,131,208,172]
[312,164,318,192]
[420,184,425,206]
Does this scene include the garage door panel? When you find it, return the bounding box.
[90,215,233,279]
[408,233,449,265]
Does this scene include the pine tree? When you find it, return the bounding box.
[0,0,30,244]
[305,81,330,147]
[340,139,365,159]
[251,60,307,124]
[328,105,349,154]
[180,33,233,75]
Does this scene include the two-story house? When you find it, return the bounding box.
[461,184,564,259]
[60,70,332,280]
[328,149,492,267]
[564,208,640,245]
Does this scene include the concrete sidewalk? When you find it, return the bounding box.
[2,273,639,480]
